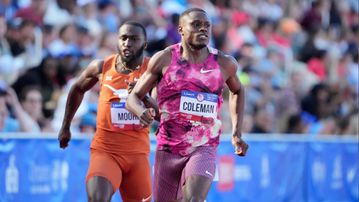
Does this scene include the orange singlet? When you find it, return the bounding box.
[86,54,152,201]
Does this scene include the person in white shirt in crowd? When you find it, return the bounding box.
[0,80,36,132]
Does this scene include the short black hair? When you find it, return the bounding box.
[179,8,207,21]
[120,21,147,40]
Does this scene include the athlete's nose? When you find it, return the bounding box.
[199,24,208,33]
[199,28,208,36]
[123,38,132,47]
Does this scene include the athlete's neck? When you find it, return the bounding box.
[116,55,144,72]
[180,42,209,64]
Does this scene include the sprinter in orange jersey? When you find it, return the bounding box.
[58,21,158,202]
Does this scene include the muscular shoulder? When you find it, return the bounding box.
[217,51,239,77]
[85,59,104,78]
[148,48,172,74]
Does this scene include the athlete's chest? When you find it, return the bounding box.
[165,61,224,94]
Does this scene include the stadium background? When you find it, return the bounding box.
[0,0,358,201]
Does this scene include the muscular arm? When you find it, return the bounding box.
[219,54,248,156]
[142,91,160,122]
[127,80,160,122]
[229,80,245,136]
[228,75,245,137]
[220,55,245,136]
[126,50,170,125]
[60,60,103,130]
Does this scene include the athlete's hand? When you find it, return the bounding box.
[139,108,156,127]
[58,127,71,149]
[232,134,248,157]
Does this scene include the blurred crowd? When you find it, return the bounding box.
[0,0,358,135]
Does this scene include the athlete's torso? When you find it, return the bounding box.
[156,43,225,156]
[91,54,150,154]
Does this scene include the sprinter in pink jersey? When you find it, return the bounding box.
[127,8,248,202]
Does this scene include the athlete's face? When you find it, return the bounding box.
[117,25,146,63]
[179,11,211,50]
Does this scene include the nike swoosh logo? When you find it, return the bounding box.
[205,170,213,177]
[200,68,214,74]
[142,194,152,202]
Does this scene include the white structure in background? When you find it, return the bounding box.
[6,155,19,194]
[260,154,270,188]
[61,161,69,191]
[234,165,252,181]
[52,160,61,191]
[312,160,326,182]
[331,155,343,189]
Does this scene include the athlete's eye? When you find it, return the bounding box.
[192,21,210,29]
[193,22,201,28]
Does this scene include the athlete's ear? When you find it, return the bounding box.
[144,42,148,49]
[178,25,183,36]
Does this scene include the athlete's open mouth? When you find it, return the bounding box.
[198,34,208,39]
[122,49,132,57]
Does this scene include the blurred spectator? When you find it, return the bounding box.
[76,0,102,38]
[76,25,96,57]
[0,15,19,84]
[9,19,40,56]
[95,31,118,59]
[0,80,37,132]
[0,0,18,21]
[242,113,254,134]
[15,0,48,26]
[0,82,19,132]
[298,28,321,63]
[235,42,255,72]
[242,0,261,19]
[19,85,53,131]
[43,0,74,26]
[301,83,331,120]
[6,17,43,72]
[251,107,274,133]
[307,49,328,81]
[165,13,181,45]
[275,70,303,132]
[12,56,61,118]
[285,113,307,134]
[300,0,325,32]
[254,48,283,87]
[0,0,356,135]
[0,16,42,84]
[78,112,96,134]
[48,23,78,57]
[255,18,275,48]
[259,0,283,22]
[98,0,120,33]
[336,115,355,135]
[52,75,99,132]
[47,23,80,86]
[159,0,186,17]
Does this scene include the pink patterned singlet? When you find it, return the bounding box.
[156,43,225,156]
